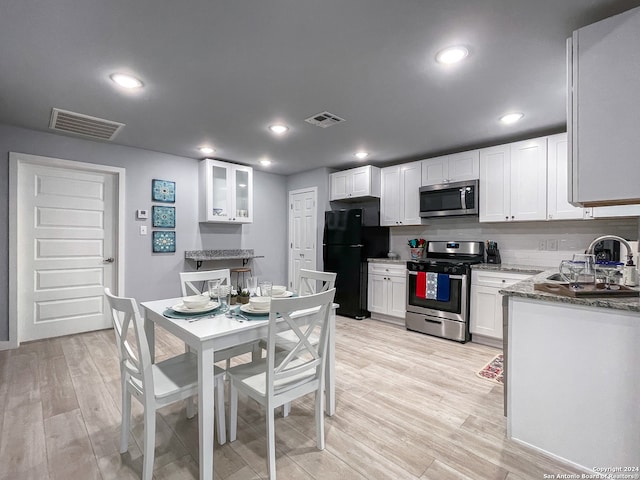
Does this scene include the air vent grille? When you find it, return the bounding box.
[304,111,345,128]
[49,108,124,140]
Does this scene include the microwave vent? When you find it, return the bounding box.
[304,111,345,128]
[49,108,125,140]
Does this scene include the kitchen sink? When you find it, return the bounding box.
[546,273,564,281]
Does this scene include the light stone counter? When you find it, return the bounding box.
[472,263,548,275]
[367,258,407,265]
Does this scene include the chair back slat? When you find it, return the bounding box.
[179,269,231,296]
[265,289,335,395]
[104,288,153,391]
[297,269,336,297]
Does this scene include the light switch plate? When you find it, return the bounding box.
[136,209,149,219]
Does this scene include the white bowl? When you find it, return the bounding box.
[249,296,271,311]
[182,294,210,309]
[271,285,287,296]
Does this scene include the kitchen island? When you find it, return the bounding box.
[500,271,640,472]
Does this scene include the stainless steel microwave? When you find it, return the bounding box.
[419,179,479,218]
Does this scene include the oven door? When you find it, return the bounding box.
[406,271,467,322]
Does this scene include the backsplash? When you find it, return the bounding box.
[388,217,639,267]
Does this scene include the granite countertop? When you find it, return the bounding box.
[500,269,640,313]
[184,249,264,261]
[367,258,407,265]
[472,263,549,275]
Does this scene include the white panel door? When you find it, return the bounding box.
[547,133,584,220]
[479,145,511,222]
[388,275,407,318]
[420,155,448,185]
[380,166,400,226]
[399,161,422,225]
[350,167,371,197]
[447,150,480,182]
[329,171,349,200]
[367,274,386,314]
[18,162,117,341]
[510,137,548,221]
[470,285,501,338]
[288,188,317,292]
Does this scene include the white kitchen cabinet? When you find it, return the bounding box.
[547,133,585,220]
[330,165,381,201]
[380,161,422,226]
[367,262,406,324]
[199,159,253,223]
[421,150,479,185]
[585,205,640,218]
[479,137,547,223]
[470,269,533,348]
[568,6,640,207]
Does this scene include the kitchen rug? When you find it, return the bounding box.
[476,353,504,384]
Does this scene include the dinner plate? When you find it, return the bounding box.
[170,301,219,314]
[240,304,270,316]
[271,291,294,298]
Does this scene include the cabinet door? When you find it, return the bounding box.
[233,166,253,223]
[470,284,501,338]
[367,274,387,314]
[330,171,349,200]
[421,155,448,185]
[350,166,371,197]
[479,145,511,222]
[447,150,480,182]
[547,133,584,220]
[591,205,640,218]
[569,7,640,205]
[380,166,400,226]
[388,275,407,318]
[399,161,422,225]
[510,137,547,221]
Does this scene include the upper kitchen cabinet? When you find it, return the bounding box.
[568,6,640,206]
[421,150,479,186]
[380,161,422,226]
[330,165,381,201]
[479,137,547,223]
[547,133,585,220]
[199,159,253,223]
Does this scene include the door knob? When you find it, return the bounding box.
[103,257,115,263]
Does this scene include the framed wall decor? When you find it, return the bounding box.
[152,205,175,228]
[152,179,176,203]
[152,230,176,253]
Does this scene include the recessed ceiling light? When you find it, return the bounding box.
[354,151,369,160]
[499,112,524,124]
[269,124,289,135]
[110,73,144,89]
[199,146,214,155]
[435,46,469,65]
[260,159,272,166]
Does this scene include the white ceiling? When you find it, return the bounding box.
[1,0,640,175]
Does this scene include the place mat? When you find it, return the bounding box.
[534,282,639,298]
[476,353,503,385]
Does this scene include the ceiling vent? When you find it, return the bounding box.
[304,111,345,128]
[49,108,125,141]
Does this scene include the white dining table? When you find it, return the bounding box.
[140,297,337,480]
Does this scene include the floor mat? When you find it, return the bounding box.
[476,353,503,384]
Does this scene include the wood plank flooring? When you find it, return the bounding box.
[0,317,581,479]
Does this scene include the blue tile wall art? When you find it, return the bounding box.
[152,231,176,253]
[151,179,176,203]
[152,206,175,228]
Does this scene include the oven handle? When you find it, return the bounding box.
[408,271,463,280]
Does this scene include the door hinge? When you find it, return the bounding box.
[290,204,293,209]
[290,242,293,248]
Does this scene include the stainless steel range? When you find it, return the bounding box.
[405,241,484,343]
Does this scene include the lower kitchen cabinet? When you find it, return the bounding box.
[470,270,533,348]
[368,262,406,325]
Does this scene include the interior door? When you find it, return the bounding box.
[16,158,119,341]
[288,188,317,292]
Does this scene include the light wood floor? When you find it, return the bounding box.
[0,317,581,480]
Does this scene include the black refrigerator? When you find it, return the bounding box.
[323,209,389,319]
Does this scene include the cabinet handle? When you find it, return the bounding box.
[511,215,514,219]
[505,216,509,220]
[502,279,506,283]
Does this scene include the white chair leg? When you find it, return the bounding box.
[142,407,156,480]
[120,386,131,453]
[282,401,291,417]
[216,377,226,445]
[266,407,277,480]
[315,389,325,450]
[229,383,238,442]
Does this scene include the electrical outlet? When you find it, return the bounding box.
[547,239,558,251]
[140,225,147,235]
[538,240,546,251]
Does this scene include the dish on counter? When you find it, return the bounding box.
[170,301,219,314]
[272,291,294,298]
[239,304,270,316]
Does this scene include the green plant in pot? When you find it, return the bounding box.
[229,288,238,305]
[238,288,250,304]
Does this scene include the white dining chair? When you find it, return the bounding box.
[228,288,336,480]
[104,288,226,480]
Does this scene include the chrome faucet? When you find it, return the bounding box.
[586,235,634,265]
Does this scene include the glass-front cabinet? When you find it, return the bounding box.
[199,159,253,223]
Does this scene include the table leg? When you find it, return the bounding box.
[326,309,336,416]
[144,314,155,362]
[198,347,215,480]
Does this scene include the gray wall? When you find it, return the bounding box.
[286,167,332,271]
[0,123,288,341]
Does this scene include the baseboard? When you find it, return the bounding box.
[470,333,503,349]
[509,436,594,475]
[0,340,17,351]
[370,313,405,327]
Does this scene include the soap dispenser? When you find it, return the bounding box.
[623,259,638,287]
